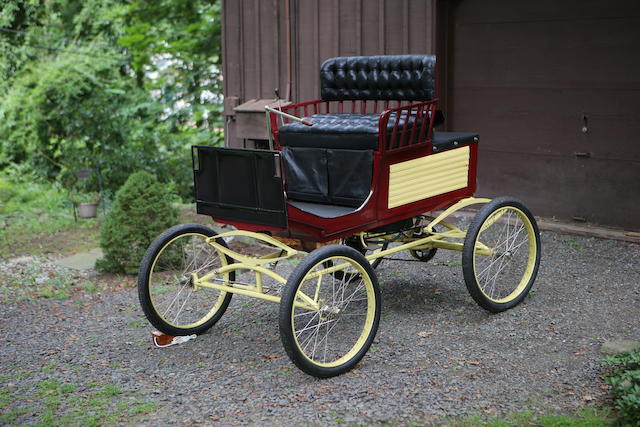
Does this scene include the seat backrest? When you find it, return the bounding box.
[320,55,436,102]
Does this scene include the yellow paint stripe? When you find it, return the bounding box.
[391,161,469,180]
[389,175,469,201]
[389,166,469,191]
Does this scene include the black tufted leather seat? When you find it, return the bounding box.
[279,113,424,150]
[320,55,436,101]
[279,55,438,207]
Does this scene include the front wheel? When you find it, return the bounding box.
[279,245,381,378]
[462,197,541,313]
[138,223,234,336]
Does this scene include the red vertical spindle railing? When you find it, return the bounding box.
[351,100,356,113]
[361,100,367,114]
[339,101,344,113]
[416,103,430,144]
[378,110,391,153]
[388,108,402,150]
[407,104,423,147]
[427,102,436,141]
[398,106,411,148]
[373,101,378,114]
[313,103,318,114]
[304,105,309,117]
[384,100,389,111]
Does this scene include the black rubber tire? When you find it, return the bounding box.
[279,245,381,378]
[462,197,541,313]
[409,246,437,262]
[138,223,234,336]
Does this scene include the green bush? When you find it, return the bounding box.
[96,171,179,274]
[603,347,640,425]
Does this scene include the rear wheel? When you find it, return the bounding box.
[279,245,381,378]
[138,224,234,336]
[462,198,541,312]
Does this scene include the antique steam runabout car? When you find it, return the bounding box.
[138,55,541,378]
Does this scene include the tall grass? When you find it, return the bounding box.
[0,175,97,256]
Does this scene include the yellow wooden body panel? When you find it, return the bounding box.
[388,146,470,209]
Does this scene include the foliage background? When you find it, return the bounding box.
[0,0,223,200]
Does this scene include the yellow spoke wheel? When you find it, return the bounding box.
[279,245,381,378]
[462,198,541,313]
[138,224,234,336]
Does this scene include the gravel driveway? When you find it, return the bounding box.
[1,229,639,425]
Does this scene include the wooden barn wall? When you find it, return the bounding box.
[222,0,438,148]
[447,0,640,230]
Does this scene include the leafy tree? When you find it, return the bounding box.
[115,0,223,131]
[0,0,223,198]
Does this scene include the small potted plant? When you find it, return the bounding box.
[71,191,100,218]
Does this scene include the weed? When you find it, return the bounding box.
[3,378,159,426]
[448,407,612,426]
[276,366,295,376]
[568,240,580,249]
[129,320,144,328]
[446,260,462,267]
[37,275,73,300]
[41,361,57,373]
[0,387,12,409]
[84,280,97,293]
[129,401,158,415]
[603,347,640,424]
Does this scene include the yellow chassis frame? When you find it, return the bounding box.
[192,197,494,310]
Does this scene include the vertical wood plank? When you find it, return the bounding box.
[403,0,409,52]
[338,0,358,56]
[254,0,262,96]
[361,0,380,54]
[334,0,340,55]
[356,0,362,55]
[378,0,385,54]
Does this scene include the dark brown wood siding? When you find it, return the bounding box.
[222,0,438,148]
[447,0,640,230]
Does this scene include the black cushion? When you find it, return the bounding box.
[279,113,424,150]
[432,132,479,153]
[320,55,436,102]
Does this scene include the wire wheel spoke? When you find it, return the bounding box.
[149,232,228,328]
[291,254,375,366]
[464,201,539,311]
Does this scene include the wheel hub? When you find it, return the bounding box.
[319,304,341,320]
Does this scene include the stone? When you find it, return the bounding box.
[600,339,640,355]
[54,248,103,270]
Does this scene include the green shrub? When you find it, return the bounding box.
[96,171,179,274]
[603,347,640,425]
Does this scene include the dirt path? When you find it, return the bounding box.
[1,230,638,425]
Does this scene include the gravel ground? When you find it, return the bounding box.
[1,229,639,425]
